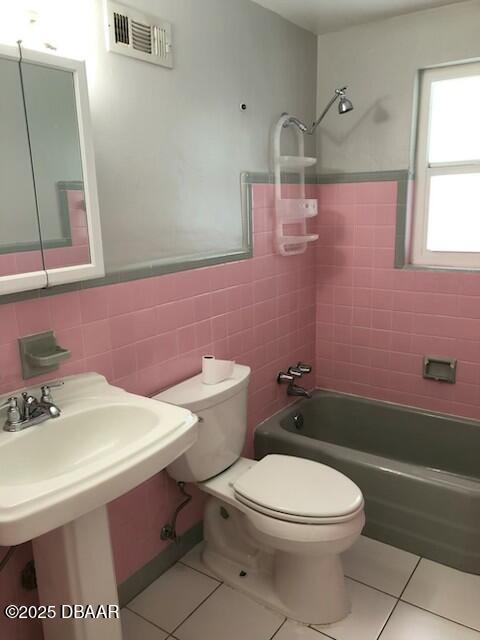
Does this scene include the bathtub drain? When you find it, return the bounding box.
[292,413,304,430]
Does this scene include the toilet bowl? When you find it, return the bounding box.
[155,365,365,624]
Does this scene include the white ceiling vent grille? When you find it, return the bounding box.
[106,1,173,69]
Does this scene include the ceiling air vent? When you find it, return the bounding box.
[106,1,173,69]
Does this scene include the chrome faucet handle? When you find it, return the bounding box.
[277,372,294,384]
[1,397,23,428]
[40,381,64,404]
[22,392,38,420]
[297,362,312,374]
[22,392,37,402]
[288,366,303,378]
[0,397,18,411]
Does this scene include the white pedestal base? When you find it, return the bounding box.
[32,506,122,640]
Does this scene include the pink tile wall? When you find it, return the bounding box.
[0,183,316,640]
[315,180,480,419]
[4,177,480,640]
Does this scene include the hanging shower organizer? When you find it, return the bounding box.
[272,114,319,256]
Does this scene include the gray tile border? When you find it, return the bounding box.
[316,169,411,184]
[0,178,253,305]
[8,167,471,307]
[244,169,412,185]
[0,248,253,305]
[105,249,254,283]
[394,178,411,269]
[0,237,71,254]
[242,168,412,272]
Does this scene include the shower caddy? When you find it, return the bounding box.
[272,114,319,256]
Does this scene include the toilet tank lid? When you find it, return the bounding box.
[153,364,251,412]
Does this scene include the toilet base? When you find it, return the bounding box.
[202,497,352,625]
[203,546,350,625]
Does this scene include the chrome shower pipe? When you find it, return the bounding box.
[283,87,352,135]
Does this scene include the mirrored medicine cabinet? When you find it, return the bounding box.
[0,43,104,296]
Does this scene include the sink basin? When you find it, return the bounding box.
[0,404,161,485]
[0,373,198,545]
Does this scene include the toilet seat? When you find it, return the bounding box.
[233,454,363,525]
[235,492,364,524]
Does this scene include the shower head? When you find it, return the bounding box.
[309,86,353,132]
[338,94,354,114]
[284,86,353,135]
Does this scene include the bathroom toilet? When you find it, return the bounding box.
[155,364,365,624]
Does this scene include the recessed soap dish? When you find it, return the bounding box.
[19,331,71,379]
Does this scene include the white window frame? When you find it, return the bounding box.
[412,62,480,269]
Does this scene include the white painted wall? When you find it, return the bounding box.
[315,0,480,173]
[85,0,317,272]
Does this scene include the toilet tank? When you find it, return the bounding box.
[154,364,250,482]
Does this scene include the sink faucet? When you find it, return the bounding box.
[277,363,312,399]
[1,382,63,432]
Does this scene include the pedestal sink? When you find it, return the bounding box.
[0,373,198,640]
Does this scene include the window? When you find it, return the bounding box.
[412,62,480,268]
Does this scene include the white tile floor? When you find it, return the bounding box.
[122,536,480,640]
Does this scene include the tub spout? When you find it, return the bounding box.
[287,383,312,399]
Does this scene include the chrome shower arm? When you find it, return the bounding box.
[308,87,346,135]
[283,87,350,135]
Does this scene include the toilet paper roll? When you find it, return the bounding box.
[201,355,235,385]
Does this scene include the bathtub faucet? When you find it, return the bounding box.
[287,383,312,399]
[277,363,312,399]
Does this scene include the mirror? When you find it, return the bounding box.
[20,62,90,270]
[0,54,45,284]
[0,45,104,295]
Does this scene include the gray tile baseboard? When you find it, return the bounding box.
[118,521,203,607]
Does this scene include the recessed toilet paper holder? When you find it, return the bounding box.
[423,356,456,383]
